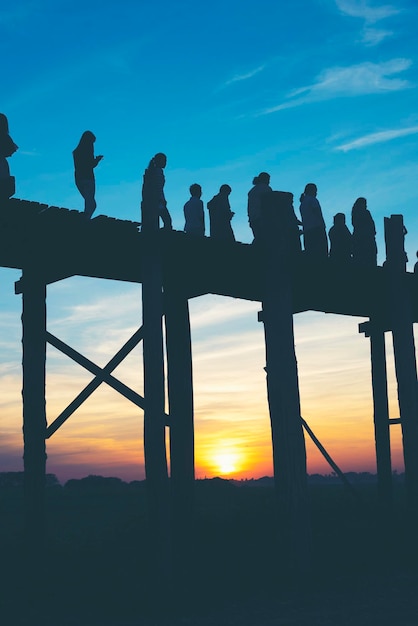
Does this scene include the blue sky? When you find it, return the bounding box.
[0,0,417,481]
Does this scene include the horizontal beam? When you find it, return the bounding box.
[5,198,418,319]
[389,418,402,425]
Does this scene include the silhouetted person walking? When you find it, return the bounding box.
[141,153,172,232]
[73,131,103,219]
[184,183,205,236]
[299,183,328,259]
[329,213,352,263]
[247,172,272,242]
[0,113,18,199]
[351,197,377,266]
[207,184,235,242]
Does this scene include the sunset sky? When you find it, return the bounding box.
[1,0,417,483]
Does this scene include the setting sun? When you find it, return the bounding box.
[212,451,240,476]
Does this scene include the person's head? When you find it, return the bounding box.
[304,183,317,197]
[0,113,9,134]
[353,197,367,211]
[81,130,95,143]
[253,172,270,185]
[333,212,346,226]
[219,184,232,195]
[153,152,167,168]
[189,183,202,198]
[75,130,96,152]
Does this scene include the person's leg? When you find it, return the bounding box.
[77,179,97,218]
[84,180,97,219]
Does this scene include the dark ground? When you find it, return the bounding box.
[1,475,418,626]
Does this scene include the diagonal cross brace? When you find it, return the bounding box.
[46,327,147,438]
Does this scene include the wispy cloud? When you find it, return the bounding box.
[190,295,259,331]
[362,26,393,46]
[219,65,265,90]
[335,0,400,23]
[261,59,412,114]
[335,0,400,46]
[335,125,418,151]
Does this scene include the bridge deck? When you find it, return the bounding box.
[1,198,417,322]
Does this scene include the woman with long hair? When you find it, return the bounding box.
[73,130,103,218]
[247,172,272,242]
[299,183,328,259]
[351,197,377,266]
[140,152,172,231]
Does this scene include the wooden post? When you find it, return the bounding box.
[141,217,171,590]
[384,215,418,515]
[164,287,194,586]
[21,269,47,556]
[359,320,392,512]
[260,191,311,576]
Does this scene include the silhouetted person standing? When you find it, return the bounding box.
[261,190,302,257]
[0,113,18,199]
[73,131,103,219]
[299,183,328,259]
[207,184,235,242]
[141,153,172,232]
[351,197,377,266]
[328,213,352,263]
[184,183,205,236]
[247,172,272,242]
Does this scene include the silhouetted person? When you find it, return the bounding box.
[184,183,205,236]
[207,184,235,242]
[261,190,302,256]
[414,251,418,275]
[0,113,18,199]
[299,183,328,259]
[247,172,272,242]
[328,213,352,263]
[351,197,377,266]
[141,152,172,232]
[73,131,103,219]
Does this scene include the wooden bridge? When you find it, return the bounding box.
[2,195,418,578]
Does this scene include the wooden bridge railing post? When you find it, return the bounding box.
[259,191,311,577]
[141,223,171,589]
[164,287,195,585]
[20,268,47,558]
[384,215,418,516]
[359,319,393,512]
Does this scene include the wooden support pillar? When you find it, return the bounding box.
[385,215,418,515]
[21,269,47,555]
[164,288,194,585]
[260,191,311,576]
[359,320,392,511]
[141,217,171,590]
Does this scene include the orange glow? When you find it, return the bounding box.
[212,451,239,476]
[0,292,411,483]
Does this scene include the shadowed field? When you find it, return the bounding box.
[1,475,417,625]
